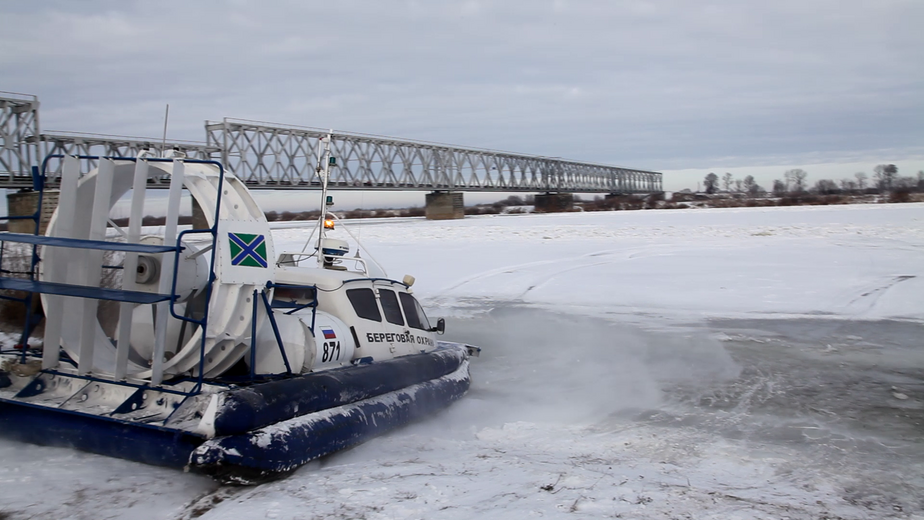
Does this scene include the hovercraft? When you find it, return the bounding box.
[0,136,478,484]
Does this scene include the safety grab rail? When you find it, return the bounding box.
[0,233,180,253]
[342,277,410,288]
[270,281,319,330]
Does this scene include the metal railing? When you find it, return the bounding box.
[207,118,662,193]
[0,92,42,183]
[1,94,663,194]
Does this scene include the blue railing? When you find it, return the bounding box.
[0,165,48,361]
[0,155,329,395]
[0,155,225,395]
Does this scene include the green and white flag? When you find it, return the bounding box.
[228,232,268,268]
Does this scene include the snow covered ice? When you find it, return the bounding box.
[2,202,923,519]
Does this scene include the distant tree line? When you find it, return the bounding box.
[703,165,924,199]
[704,171,767,197]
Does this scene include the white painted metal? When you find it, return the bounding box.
[215,220,275,285]
[150,159,184,385]
[40,161,271,381]
[251,312,309,375]
[75,158,115,375]
[40,155,80,369]
[273,266,437,362]
[114,158,149,379]
[174,167,274,378]
[249,309,356,374]
[308,312,356,371]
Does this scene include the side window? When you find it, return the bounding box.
[272,286,316,304]
[399,292,431,331]
[379,289,405,326]
[347,288,381,322]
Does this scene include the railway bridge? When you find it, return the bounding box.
[2,92,662,220]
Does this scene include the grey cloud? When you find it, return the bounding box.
[1,0,921,172]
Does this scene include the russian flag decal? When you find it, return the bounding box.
[321,328,336,339]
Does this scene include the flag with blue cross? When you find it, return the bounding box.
[228,232,268,268]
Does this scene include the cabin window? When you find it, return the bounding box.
[399,292,431,331]
[379,289,405,326]
[347,288,381,322]
[272,285,316,304]
[271,285,317,311]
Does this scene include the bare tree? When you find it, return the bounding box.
[704,172,719,194]
[734,179,743,192]
[873,164,898,191]
[855,172,867,190]
[743,175,761,197]
[722,172,733,192]
[814,179,838,194]
[772,179,786,197]
[784,169,808,192]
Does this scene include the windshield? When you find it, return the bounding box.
[399,292,431,331]
[379,289,405,326]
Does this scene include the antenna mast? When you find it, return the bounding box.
[161,104,170,157]
[316,132,334,267]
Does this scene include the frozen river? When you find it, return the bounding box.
[2,203,923,519]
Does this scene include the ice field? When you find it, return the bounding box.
[2,202,923,519]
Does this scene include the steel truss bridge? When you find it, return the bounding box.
[2,93,662,194]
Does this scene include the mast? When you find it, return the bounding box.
[316,132,333,267]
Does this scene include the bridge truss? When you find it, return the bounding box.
[0,93,42,183]
[1,94,662,194]
[207,119,662,193]
[38,132,213,185]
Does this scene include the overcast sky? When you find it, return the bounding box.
[2,0,922,192]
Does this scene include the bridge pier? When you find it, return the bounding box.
[425,191,464,220]
[6,189,59,234]
[534,193,573,213]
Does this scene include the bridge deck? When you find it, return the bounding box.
[2,95,662,194]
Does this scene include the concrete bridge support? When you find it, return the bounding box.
[425,191,464,220]
[534,193,574,213]
[6,189,59,234]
